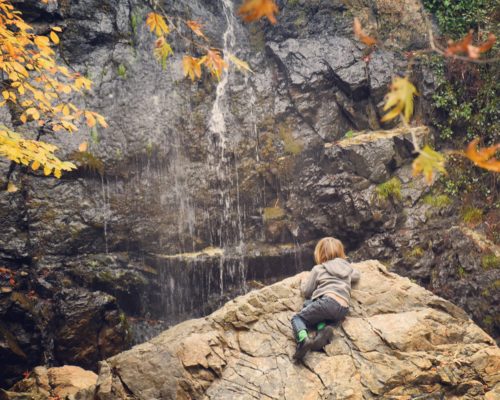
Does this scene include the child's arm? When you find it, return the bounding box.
[351,268,361,284]
[301,266,319,299]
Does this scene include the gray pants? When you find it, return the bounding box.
[291,296,349,341]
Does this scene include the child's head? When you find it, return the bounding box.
[314,237,346,264]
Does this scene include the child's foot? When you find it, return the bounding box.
[310,326,334,351]
[293,337,313,361]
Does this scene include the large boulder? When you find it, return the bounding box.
[92,260,499,399]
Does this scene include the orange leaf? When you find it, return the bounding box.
[445,31,473,56]
[353,18,377,46]
[464,139,500,172]
[200,49,228,80]
[49,31,60,44]
[182,55,202,81]
[239,0,278,24]
[186,20,207,40]
[79,141,88,152]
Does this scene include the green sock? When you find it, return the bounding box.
[297,329,308,342]
[317,322,326,331]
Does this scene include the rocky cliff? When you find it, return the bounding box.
[0,0,498,388]
[6,260,497,400]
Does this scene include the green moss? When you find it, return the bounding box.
[481,288,490,297]
[376,177,402,201]
[70,151,105,175]
[117,64,127,78]
[457,265,467,279]
[131,13,140,35]
[344,130,356,139]
[461,206,483,225]
[279,125,303,155]
[481,254,500,270]
[263,207,285,221]
[423,194,452,208]
[408,247,424,258]
[482,315,493,327]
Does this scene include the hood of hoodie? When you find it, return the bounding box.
[323,258,352,279]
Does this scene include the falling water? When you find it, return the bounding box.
[208,0,246,295]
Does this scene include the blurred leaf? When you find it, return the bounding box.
[381,77,418,123]
[465,138,500,172]
[412,145,446,184]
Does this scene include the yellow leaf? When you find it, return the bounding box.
[26,107,40,120]
[43,165,52,176]
[2,91,9,100]
[412,145,446,184]
[7,182,18,193]
[381,77,418,123]
[79,141,88,152]
[227,53,253,73]
[54,168,61,178]
[32,161,40,170]
[51,26,63,32]
[239,0,278,24]
[50,31,60,44]
[146,13,170,37]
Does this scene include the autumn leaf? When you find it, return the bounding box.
[7,181,18,192]
[186,20,207,40]
[353,18,377,46]
[381,77,418,123]
[227,53,253,73]
[445,30,497,59]
[79,141,88,152]
[200,49,228,80]
[154,37,173,69]
[49,31,59,44]
[412,145,446,184]
[146,13,169,37]
[464,139,500,172]
[182,56,202,81]
[239,0,278,24]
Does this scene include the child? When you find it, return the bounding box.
[291,237,360,361]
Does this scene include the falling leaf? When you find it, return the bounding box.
[445,30,496,59]
[353,18,377,46]
[146,13,170,37]
[7,182,18,193]
[464,139,500,172]
[79,141,88,152]
[412,145,446,184]
[182,56,202,81]
[227,53,253,73]
[186,20,207,40]
[239,0,278,24]
[381,77,418,123]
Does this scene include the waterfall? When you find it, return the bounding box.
[208,0,246,295]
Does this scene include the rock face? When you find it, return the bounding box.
[91,260,499,400]
[1,0,498,386]
[1,366,97,400]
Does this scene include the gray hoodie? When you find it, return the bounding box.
[301,258,360,304]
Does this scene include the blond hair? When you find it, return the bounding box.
[314,237,346,264]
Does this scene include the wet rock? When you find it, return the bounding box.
[92,260,500,399]
[53,289,130,369]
